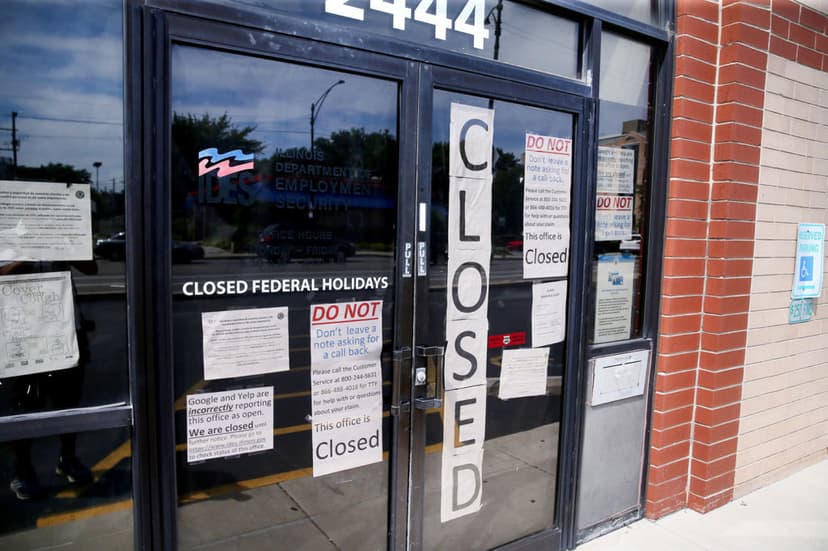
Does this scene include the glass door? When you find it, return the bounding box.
[159,18,418,551]
[152,12,585,551]
[409,69,587,550]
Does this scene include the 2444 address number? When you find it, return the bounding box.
[325,0,490,49]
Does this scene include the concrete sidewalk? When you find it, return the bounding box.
[579,458,828,551]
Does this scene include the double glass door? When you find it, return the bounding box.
[156,12,584,551]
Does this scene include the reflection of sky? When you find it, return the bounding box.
[172,46,397,154]
[599,34,650,136]
[433,91,572,157]
[0,0,124,187]
[222,0,579,78]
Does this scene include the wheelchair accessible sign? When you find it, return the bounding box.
[791,223,825,299]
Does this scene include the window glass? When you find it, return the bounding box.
[577,0,658,26]
[171,45,398,549]
[217,0,580,79]
[589,33,652,344]
[0,1,128,414]
[0,427,133,548]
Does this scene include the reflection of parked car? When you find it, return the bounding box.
[94,232,205,263]
[256,224,355,263]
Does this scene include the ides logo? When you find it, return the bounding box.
[198,148,254,178]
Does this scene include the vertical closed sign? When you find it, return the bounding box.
[442,103,494,523]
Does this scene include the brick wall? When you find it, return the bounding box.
[647,0,828,519]
[734,54,828,498]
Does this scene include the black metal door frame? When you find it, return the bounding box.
[408,64,593,551]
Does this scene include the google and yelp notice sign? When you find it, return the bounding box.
[325,0,491,49]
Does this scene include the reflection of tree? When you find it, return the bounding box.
[171,114,399,249]
[172,112,264,185]
[171,113,265,243]
[431,141,524,244]
[14,162,91,184]
[314,127,396,173]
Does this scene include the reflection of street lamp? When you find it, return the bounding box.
[485,0,503,111]
[310,79,345,156]
[92,161,102,190]
[485,0,503,62]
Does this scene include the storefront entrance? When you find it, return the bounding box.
[135,6,589,550]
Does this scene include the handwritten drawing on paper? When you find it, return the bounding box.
[0,271,78,378]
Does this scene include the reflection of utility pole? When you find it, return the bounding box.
[93,161,102,190]
[0,111,19,179]
[485,0,503,110]
[11,112,18,178]
[310,79,345,157]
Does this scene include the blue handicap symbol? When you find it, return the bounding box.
[799,256,813,282]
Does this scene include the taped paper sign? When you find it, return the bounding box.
[442,103,494,523]
[523,133,572,279]
[309,300,383,477]
[202,306,290,380]
[532,280,566,347]
[444,318,489,391]
[594,254,636,343]
[0,271,78,378]
[498,347,550,400]
[186,387,274,463]
[0,180,93,261]
[597,147,635,195]
[450,104,494,180]
[441,387,486,522]
[595,194,633,241]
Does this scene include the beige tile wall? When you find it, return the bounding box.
[734,54,828,498]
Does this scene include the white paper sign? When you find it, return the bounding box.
[0,271,78,378]
[441,384,486,523]
[309,300,383,477]
[595,194,633,241]
[442,103,494,523]
[590,350,649,406]
[594,254,636,343]
[450,103,495,179]
[532,280,567,347]
[0,180,93,261]
[523,133,572,279]
[446,248,491,322]
[441,447,485,523]
[498,348,549,400]
[186,387,274,462]
[202,307,290,380]
[444,318,488,391]
[448,176,492,251]
[597,147,635,194]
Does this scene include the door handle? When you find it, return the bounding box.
[391,348,412,416]
[414,345,444,410]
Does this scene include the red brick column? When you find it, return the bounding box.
[688,0,769,513]
[646,0,719,519]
